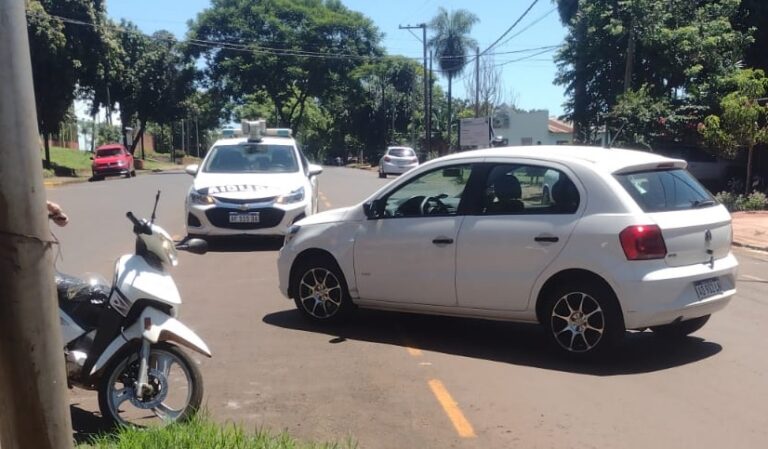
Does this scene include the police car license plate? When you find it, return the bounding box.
[229,213,259,224]
[694,278,721,300]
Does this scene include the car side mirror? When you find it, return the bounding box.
[363,199,385,219]
[185,164,199,176]
[308,163,323,177]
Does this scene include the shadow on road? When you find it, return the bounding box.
[263,308,722,376]
[192,235,284,253]
[71,404,110,444]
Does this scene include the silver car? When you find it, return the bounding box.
[378,146,419,178]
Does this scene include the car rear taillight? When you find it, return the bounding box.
[411,157,418,163]
[619,225,667,260]
[384,156,391,162]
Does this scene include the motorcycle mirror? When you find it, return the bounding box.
[178,238,208,255]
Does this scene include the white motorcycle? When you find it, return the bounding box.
[57,192,211,426]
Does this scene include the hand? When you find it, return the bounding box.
[47,201,69,227]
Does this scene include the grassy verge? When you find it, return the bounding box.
[76,416,356,449]
[44,147,93,178]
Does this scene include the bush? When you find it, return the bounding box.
[715,190,768,212]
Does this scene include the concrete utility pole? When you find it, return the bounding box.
[0,1,76,448]
[399,23,430,154]
[623,25,636,92]
[475,46,480,116]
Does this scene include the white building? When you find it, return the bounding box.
[492,107,573,146]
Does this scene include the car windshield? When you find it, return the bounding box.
[615,169,716,212]
[96,148,122,157]
[388,148,415,157]
[203,143,299,173]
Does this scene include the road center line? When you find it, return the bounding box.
[428,379,476,438]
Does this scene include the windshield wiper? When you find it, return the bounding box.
[691,199,716,208]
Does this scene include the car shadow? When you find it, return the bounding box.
[191,235,284,253]
[262,308,722,376]
[71,404,110,444]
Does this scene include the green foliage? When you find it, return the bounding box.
[715,190,768,211]
[736,0,768,73]
[188,0,383,132]
[555,0,752,143]
[77,414,355,449]
[96,124,122,146]
[700,69,768,192]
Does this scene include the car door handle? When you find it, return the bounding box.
[432,237,454,245]
[534,235,559,243]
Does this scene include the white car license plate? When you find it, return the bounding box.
[229,213,259,224]
[694,278,721,300]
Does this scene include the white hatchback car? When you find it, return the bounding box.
[378,146,419,178]
[185,124,323,237]
[277,146,738,357]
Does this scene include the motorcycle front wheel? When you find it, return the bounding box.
[98,342,203,427]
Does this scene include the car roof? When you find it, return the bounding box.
[439,145,686,173]
[211,136,296,147]
[387,146,414,151]
[96,144,126,150]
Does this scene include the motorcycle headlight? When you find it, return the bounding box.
[276,187,305,205]
[189,190,215,205]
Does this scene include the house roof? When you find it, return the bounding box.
[548,117,573,134]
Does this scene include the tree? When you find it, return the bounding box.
[737,0,768,73]
[26,0,107,166]
[464,55,503,118]
[188,0,382,132]
[700,69,768,194]
[428,7,478,154]
[555,0,751,145]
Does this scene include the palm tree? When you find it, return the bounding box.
[428,8,479,153]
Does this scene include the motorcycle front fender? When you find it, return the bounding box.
[89,306,211,377]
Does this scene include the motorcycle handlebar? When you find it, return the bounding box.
[126,212,152,235]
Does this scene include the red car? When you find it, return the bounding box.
[91,144,135,180]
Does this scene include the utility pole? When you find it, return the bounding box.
[429,50,433,156]
[181,119,186,156]
[0,1,76,448]
[195,115,200,158]
[399,23,429,154]
[475,46,480,117]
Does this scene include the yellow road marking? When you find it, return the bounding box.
[406,347,422,357]
[428,379,476,438]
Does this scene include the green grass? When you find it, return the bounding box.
[44,146,93,177]
[76,415,356,449]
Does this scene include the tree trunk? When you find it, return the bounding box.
[43,132,50,169]
[128,121,145,156]
[447,74,453,155]
[746,144,755,195]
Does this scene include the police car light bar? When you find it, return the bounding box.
[242,119,267,142]
[264,128,293,137]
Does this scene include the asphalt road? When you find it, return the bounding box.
[48,167,768,448]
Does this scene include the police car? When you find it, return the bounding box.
[184,120,322,237]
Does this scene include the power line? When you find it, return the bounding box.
[29,10,559,65]
[481,0,540,56]
[495,6,557,50]
[495,47,556,67]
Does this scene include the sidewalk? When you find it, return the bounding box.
[732,211,768,252]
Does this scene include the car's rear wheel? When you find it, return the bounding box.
[292,255,353,323]
[542,283,624,358]
[379,171,386,178]
[650,315,710,339]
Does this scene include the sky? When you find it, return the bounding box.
[105,0,568,116]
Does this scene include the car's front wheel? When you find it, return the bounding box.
[378,171,386,178]
[650,315,710,339]
[292,255,353,323]
[542,283,624,358]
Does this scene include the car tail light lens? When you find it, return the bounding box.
[384,156,391,162]
[411,157,418,163]
[619,225,667,260]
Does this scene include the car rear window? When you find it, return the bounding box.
[615,169,716,212]
[96,148,123,157]
[388,148,414,157]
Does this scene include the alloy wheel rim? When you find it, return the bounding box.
[298,267,343,319]
[550,292,605,353]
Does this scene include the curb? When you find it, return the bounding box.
[43,168,172,188]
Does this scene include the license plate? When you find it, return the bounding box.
[694,278,721,299]
[229,213,259,224]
